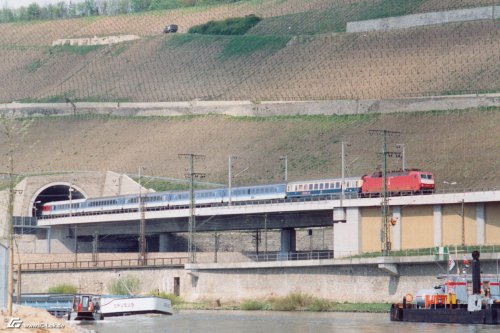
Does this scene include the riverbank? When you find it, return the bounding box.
[0,305,83,332]
[172,294,391,313]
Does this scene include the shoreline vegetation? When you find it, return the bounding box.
[168,293,391,313]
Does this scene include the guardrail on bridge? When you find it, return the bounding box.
[18,257,188,272]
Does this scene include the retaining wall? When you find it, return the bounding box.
[347,6,500,33]
[3,94,500,118]
[19,255,500,303]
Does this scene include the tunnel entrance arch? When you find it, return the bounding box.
[30,183,87,217]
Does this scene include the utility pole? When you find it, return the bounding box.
[74,224,78,267]
[396,143,406,170]
[369,130,401,256]
[7,169,14,316]
[461,199,465,247]
[228,155,235,205]
[280,155,288,182]
[92,231,99,264]
[179,154,206,263]
[228,155,248,206]
[138,166,147,264]
[333,141,350,257]
[214,229,220,263]
[264,214,268,254]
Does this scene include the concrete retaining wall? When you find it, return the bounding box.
[3,94,499,118]
[347,6,500,33]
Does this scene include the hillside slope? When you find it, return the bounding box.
[0,1,498,102]
[1,108,498,190]
[0,20,498,102]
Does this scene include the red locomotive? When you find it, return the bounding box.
[362,169,435,195]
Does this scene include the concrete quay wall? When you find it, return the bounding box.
[20,256,500,303]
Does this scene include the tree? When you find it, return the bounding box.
[0,8,15,23]
[54,1,68,19]
[83,0,99,16]
[26,3,42,20]
[131,0,151,12]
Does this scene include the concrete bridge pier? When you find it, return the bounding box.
[476,203,485,244]
[280,228,296,258]
[333,207,361,258]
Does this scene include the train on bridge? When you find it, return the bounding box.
[41,169,434,218]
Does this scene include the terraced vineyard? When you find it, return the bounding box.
[0,0,498,189]
[0,0,498,102]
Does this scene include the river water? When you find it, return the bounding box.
[79,310,499,333]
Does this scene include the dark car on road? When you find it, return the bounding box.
[163,24,178,33]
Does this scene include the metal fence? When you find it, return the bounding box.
[334,245,500,260]
[18,256,188,272]
[247,251,334,262]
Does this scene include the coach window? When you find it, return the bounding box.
[320,183,324,189]
[335,182,340,188]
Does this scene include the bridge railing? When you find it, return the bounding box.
[18,256,188,271]
[333,245,500,260]
[248,251,334,262]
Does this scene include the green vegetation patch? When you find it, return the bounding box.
[238,293,390,312]
[19,92,74,103]
[48,283,78,294]
[249,8,349,35]
[108,274,141,295]
[149,290,184,305]
[249,0,429,35]
[188,14,262,35]
[270,293,314,311]
[25,59,45,73]
[357,0,428,21]
[227,114,380,127]
[104,44,129,57]
[50,45,102,56]
[240,299,269,310]
[220,35,289,59]
[165,34,223,48]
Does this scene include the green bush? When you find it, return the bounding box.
[305,298,333,311]
[149,290,184,305]
[48,284,78,294]
[240,299,266,310]
[270,293,314,311]
[188,14,261,35]
[108,275,141,295]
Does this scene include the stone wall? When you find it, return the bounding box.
[347,6,500,33]
[52,35,140,47]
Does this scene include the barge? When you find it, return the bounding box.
[100,295,173,317]
[390,251,500,325]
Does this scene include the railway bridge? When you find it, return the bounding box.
[34,189,500,257]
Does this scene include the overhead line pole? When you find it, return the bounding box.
[178,153,206,263]
[138,166,147,265]
[369,129,401,256]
